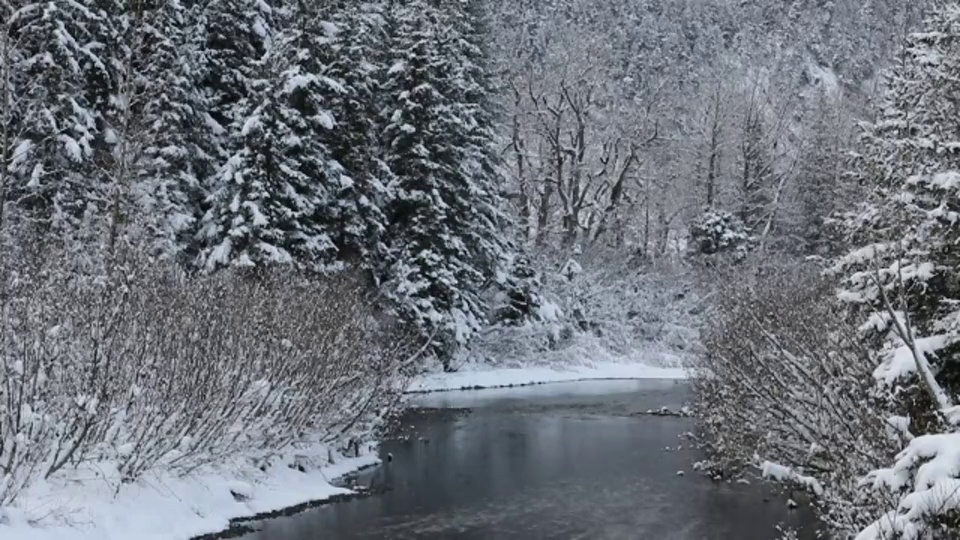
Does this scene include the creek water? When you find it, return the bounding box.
[238,379,820,539]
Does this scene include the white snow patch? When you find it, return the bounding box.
[874,335,954,385]
[761,461,825,496]
[806,61,841,98]
[927,171,960,191]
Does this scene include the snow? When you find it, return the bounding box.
[761,461,825,497]
[408,361,687,393]
[244,201,269,227]
[885,415,914,442]
[317,111,336,130]
[0,445,379,540]
[943,405,960,427]
[241,115,262,137]
[873,334,953,385]
[537,299,563,322]
[858,433,960,540]
[806,60,841,98]
[283,73,317,94]
[205,239,233,270]
[11,140,34,168]
[925,171,960,191]
[59,135,83,163]
[28,164,43,189]
[320,21,339,37]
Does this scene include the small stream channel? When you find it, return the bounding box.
[236,379,820,539]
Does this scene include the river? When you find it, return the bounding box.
[237,379,820,539]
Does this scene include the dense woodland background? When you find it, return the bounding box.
[0,0,928,352]
[5,0,960,537]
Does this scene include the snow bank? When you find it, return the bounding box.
[408,360,688,393]
[0,444,379,540]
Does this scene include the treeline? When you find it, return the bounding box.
[0,0,512,352]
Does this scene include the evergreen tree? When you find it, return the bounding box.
[381,0,507,357]
[838,7,960,536]
[100,0,213,259]
[794,96,850,256]
[199,16,341,272]
[310,1,391,267]
[200,0,273,135]
[10,0,110,232]
[689,207,751,259]
[836,0,960,429]
[0,0,24,232]
[438,0,508,294]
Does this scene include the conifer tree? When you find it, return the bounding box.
[312,0,391,266]
[11,0,109,232]
[201,0,273,135]
[199,12,341,271]
[836,0,960,425]
[437,0,508,291]
[381,0,473,351]
[97,0,212,258]
[381,0,508,356]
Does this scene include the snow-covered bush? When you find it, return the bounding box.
[688,208,751,259]
[0,245,413,505]
[694,257,899,535]
[460,248,700,369]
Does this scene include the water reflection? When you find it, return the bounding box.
[240,380,819,539]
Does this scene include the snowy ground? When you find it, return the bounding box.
[408,360,688,393]
[0,445,379,540]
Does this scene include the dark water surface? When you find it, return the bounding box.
[240,380,819,540]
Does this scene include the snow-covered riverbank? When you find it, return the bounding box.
[0,444,379,540]
[408,360,688,393]
[1,360,686,540]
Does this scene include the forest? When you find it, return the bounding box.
[2,0,960,538]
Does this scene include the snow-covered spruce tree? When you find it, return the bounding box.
[199,16,341,272]
[309,0,391,267]
[493,252,543,326]
[836,0,960,424]
[380,0,507,361]
[438,0,507,286]
[199,0,272,136]
[0,0,25,233]
[688,207,751,260]
[194,0,278,241]
[794,96,853,257]
[113,0,213,260]
[8,0,110,233]
[833,3,960,537]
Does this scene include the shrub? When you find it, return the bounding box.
[0,245,413,504]
[689,208,751,259]
[693,258,899,535]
